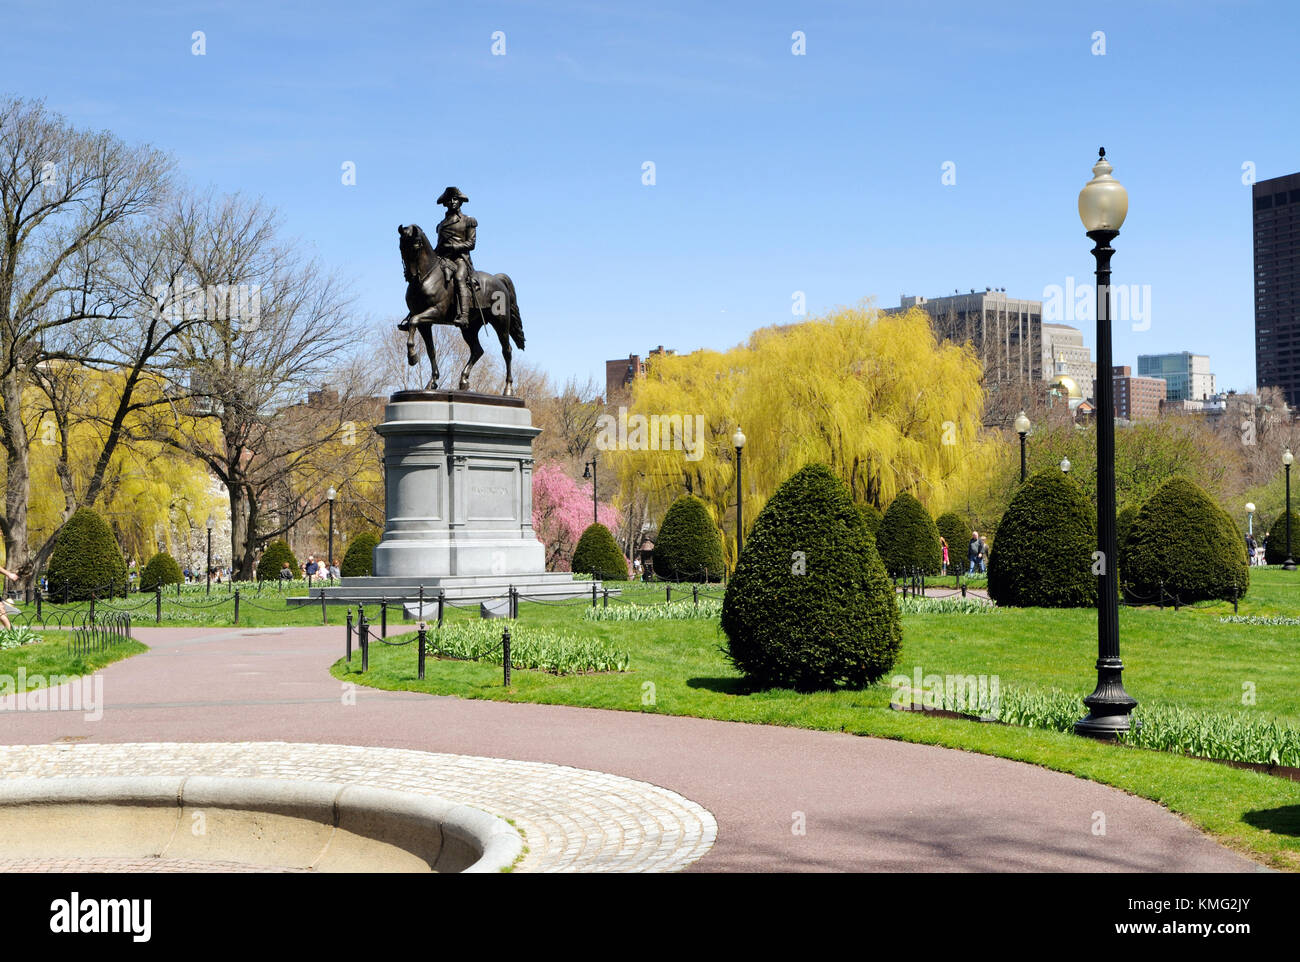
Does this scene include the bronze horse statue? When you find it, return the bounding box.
[397,224,525,394]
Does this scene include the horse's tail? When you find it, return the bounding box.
[501,274,525,349]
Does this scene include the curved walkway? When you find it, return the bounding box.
[0,625,1261,872]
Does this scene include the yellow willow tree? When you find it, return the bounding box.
[24,367,223,564]
[609,306,996,565]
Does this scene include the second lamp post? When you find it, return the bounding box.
[1014,410,1031,482]
[582,456,598,524]
[733,427,746,557]
[205,516,215,596]
[1285,448,1295,571]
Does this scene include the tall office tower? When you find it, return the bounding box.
[1254,171,1300,408]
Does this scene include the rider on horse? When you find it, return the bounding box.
[435,186,477,329]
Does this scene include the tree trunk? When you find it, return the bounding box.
[229,484,257,580]
[1,371,31,587]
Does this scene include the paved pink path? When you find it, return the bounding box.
[0,626,1262,872]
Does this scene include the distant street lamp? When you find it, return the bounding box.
[732,427,747,558]
[1074,147,1137,739]
[582,456,598,524]
[1285,449,1296,571]
[1014,411,1031,482]
[205,516,215,596]
[1246,502,1255,538]
[1060,457,1071,474]
[327,487,337,584]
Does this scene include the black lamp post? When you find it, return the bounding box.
[1285,448,1296,571]
[732,427,747,557]
[205,516,215,596]
[1074,148,1137,738]
[1014,410,1031,482]
[582,456,597,524]
[327,486,337,583]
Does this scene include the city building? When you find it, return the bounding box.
[1103,366,1166,422]
[604,345,673,405]
[1136,352,1215,401]
[1253,170,1300,409]
[1041,323,1095,390]
[885,289,1043,385]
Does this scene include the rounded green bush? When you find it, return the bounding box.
[1116,502,1141,573]
[257,540,300,582]
[652,495,725,582]
[721,463,901,692]
[45,508,127,601]
[934,511,970,568]
[139,551,182,592]
[856,502,883,537]
[875,492,942,577]
[571,523,628,580]
[987,471,1097,608]
[340,531,381,578]
[1264,509,1300,565]
[1124,476,1249,603]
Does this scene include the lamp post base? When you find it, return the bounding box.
[1285,559,1297,571]
[1075,658,1138,739]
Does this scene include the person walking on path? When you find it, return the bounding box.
[978,535,989,574]
[0,564,22,630]
[968,533,981,575]
[940,537,949,576]
[1246,533,1257,566]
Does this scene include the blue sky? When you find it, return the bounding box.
[4,0,1296,393]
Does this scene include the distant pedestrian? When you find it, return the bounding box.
[968,532,980,575]
[978,536,989,573]
[1246,534,1257,565]
[940,537,949,575]
[0,564,20,630]
[328,559,340,581]
[279,561,293,584]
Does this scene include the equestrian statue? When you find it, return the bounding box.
[398,186,525,395]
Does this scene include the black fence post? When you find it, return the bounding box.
[502,625,511,687]
[602,586,609,609]
[321,589,328,626]
[358,605,369,672]
[417,622,427,680]
[156,587,162,624]
[380,599,387,638]
[234,588,241,626]
[591,581,598,608]
[1233,584,1239,614]
[35,589,42,621]
[346,608,353,663]
[89,592,95,624]
[437,588,445,628]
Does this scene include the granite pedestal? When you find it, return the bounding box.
[290,391,603,607]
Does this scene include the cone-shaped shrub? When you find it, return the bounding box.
[45,508,127,600]
[139,551,182,591]
[1115,502,1141,573]
[652,495,725,582]
[721,463,901,692]
[1124,476,1249,603]
[934,511,970,566]
[875,492,942,577]
[340,531,380,578]
[257,539,300,581]
[571,523,628,580]
[987,471,1097,608]
[1264,510,1300,565]
[856,502,883,537]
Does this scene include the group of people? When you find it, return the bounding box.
[937,532,989,576]
[1245,532,1283,566]
[281,555,339,582]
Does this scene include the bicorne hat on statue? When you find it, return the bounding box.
[437,186,469,206]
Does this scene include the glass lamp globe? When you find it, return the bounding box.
[732,428,746,449]
[327,486,336,502]
[1246,502,1256,514]
[1078,148,1129,233]
[1014,411,1031,435]
[1285,448,1295,466]
[1060,457,1071,473]
[206,516,215,531]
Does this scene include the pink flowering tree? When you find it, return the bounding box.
[532,461,620,571]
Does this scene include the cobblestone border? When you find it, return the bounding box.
[0,743,717,873]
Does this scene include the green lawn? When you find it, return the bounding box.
[0,631,147,693]
[333,567,1300,870]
